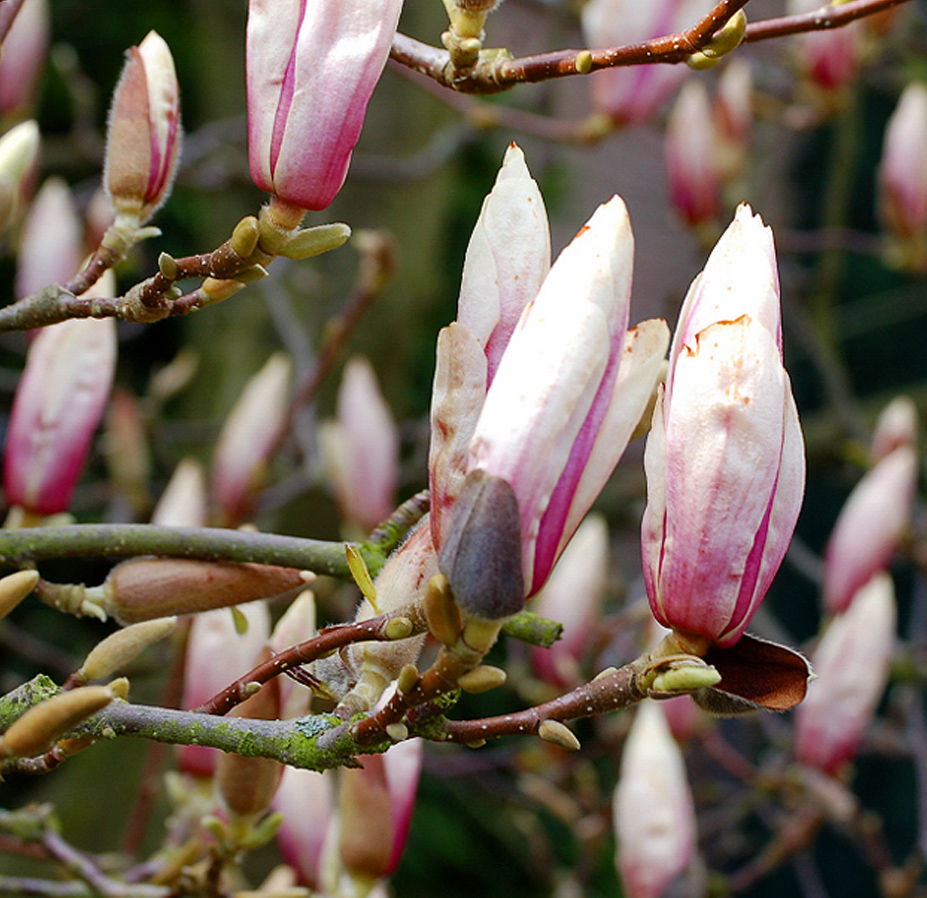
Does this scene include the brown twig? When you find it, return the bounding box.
[436,664,647,743]
[390,0,912,94]
[192,605,425,716]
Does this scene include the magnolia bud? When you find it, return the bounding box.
[78,558,308,624]
[216,659,284,821]
[75,617,177,684]
[0,120,40,236]
[104,31,181,226]
[1,686,114,758]
[0,570,39,620]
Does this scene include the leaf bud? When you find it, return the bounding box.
[76,616,177,684]
[1,686,114,758]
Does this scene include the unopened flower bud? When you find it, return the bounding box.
[211,353,292,526]
[15,176,81,299]
[665,80,721,234]
[795,573,896,774]
[151,458,207,527]
[614,702,696,898]
[871,396,918,465]
[104,30,181,226]
[0,120,40,238]
[1,685,114,758]
[216,660,284,821]
[0,0,50,115]
[247,0,401,210]
[537,719,580,751]
[823,446,917,614]
[581,0,715,125]
[180,602,270,777]
[877,82,927,273]
[88,558,308,624]
[76,617,176,684]
[319,356,399,533]
[3,317,117,521]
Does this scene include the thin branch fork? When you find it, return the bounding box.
[390,0,912,93]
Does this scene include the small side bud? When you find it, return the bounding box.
[157,252,180,279]
[397,664,420,694]
[424,574,462,646]
[458,665,507,694]
[276,223,351,260]
[231,215,261,258]
[650,663,722,696]
[76,617,177,684]
[537,719,581,752]
[385,616,413,640]
[385,722,409,742]
[1,686,114,758]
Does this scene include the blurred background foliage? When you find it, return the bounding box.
[2,1,927,896]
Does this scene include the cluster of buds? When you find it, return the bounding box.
[432,145,669,627]
[580,0,746,128]
[792,398,915,774]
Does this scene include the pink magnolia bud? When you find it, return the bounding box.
[787,0,863,92]
[439,196,669,618]
[15,177,82,300]
[642,204,805,649]
[581,0,714,125]
[665,80,721,232]
[795,573,896,774]
[104,30,181,224]
[319,356,399,532]
[871,396,917,465]
[429,145,550,547]
[0,120,40,236]
[178,602,270,777]
[151,458,207,528]
[211,353,292,526]
[714,58,752,184]
[270,589,317,719]
[822,445,917,615]
[246,0,403,211]
[877,82,927,271]
[614,701,696,898]
[530,514,608,687]
[0,0,50,115]
[275,766,335,889]
[336,739,422,883]
[3,318,117,519]
[456,143,550,382]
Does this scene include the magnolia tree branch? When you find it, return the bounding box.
[0,524,377,579]
[390,0,912,93]
[0,652,656,775]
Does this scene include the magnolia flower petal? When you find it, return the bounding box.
[469,196,633,593]
[553,318,669,571]
[457,143,550,379]
[428,323,489,551]
[653,318,789,641]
